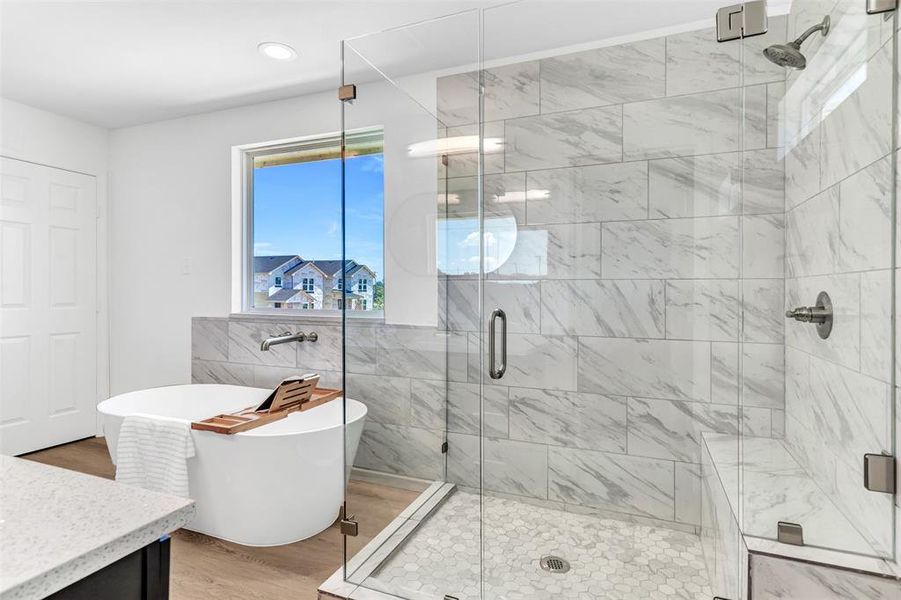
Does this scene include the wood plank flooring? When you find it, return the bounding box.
[22,437,420,600]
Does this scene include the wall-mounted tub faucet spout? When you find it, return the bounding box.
[260,331,318,351]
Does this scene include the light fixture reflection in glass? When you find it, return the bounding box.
[436,216,519,276]
[408,136,503,158]
[493,189,550,203]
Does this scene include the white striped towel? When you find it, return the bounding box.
[115,414,196,498]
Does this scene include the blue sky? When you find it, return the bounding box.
[252,154,384,280]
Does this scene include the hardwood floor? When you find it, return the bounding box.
[23,437,420,600]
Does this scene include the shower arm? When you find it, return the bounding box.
[793,23,824,46]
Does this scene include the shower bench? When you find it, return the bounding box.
[700,433,901,598]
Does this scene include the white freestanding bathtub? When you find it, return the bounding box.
[97,384,367,547]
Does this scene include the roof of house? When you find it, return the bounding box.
[345,263,376,278]
[253,255,299,274]
[285,259,373,278]
[267,287,315,303]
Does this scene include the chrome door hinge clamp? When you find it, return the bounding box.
[867,0,897,15]
[717,0,768,42]
[777,521,804,545]
[441,441,448,454]
[338,84,357,102]
[864,454,895,493]
[340,516,359,536]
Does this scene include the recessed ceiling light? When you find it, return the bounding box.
[258,42,297,61]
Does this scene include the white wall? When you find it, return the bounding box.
[109,80,440,395]
[0,97,112,419]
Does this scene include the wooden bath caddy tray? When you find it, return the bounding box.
[191,374,342,434]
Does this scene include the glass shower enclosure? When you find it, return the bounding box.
[336,2,898,599]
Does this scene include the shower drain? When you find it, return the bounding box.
[539,555,571,574]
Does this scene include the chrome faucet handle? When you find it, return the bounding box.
[785,291,833,339]
[306,332,318,343]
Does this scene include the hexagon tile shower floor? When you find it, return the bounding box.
[363,491,712,599]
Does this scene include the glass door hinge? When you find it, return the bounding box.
[338,84,357,102]
[441,441,448,454]
[340,516,359,536]
[868,0,897,14]
[864,454,895,493]
[716,1,768,42]
[777,522,804,545]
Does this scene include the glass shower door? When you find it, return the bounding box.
[340,11,484,598]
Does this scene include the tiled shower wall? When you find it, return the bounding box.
[436,19,789,527]
[192,19,791,529]
[781,1,897,557]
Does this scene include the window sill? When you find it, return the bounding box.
[229,310,385,323]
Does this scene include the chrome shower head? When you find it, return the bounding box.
[763,15,830,70]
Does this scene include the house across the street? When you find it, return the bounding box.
[253,255,377,311]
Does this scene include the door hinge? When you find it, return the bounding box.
[864,454,895,493]
[340,516,359,537]
[868,0,897,14]
[338,84,357,102]
[777,521,804,546]
[716,0,768,42]
[441,441,448,454]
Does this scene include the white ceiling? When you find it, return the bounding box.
[0,0,793,130]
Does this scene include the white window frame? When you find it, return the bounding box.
[302,277,314,293]
[274,276,282,288]
[230,128,384,320]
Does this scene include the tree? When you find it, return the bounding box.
[372,281,385,310]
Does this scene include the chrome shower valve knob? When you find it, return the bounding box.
[785,291,833,339]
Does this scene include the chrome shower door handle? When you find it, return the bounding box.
[488,308,507,380]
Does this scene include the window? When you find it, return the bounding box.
[362,299,368,310]
[358,278,368,292]
[242,128,385,314]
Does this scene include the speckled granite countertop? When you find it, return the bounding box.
[0,455,195,600]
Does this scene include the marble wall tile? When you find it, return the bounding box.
[743,84,769,151]
[742,148,785,215]
[623,89,741,160]
[742,213,785,279]
[785,273,861,371]
[665,27,739,96]
[860,269,893,384]
[253,365,342,389]
[675,462,701,526]
[411,379,446,430]
[743,15,789,87]
[648,154,740,218]
[627,398,699,463]
[445,121,505,177]
[838,155,893,272]
[355,423,444,481]
[548,447,675,520]
[786,186,840,277]
[346,325,377,374]
[771,408,786,438]
[741,343,785,410]
[297,325,342,372]
[767,82,786,149]
[494,222,602,280]
[446,172,526,225]
[191,359,253,385]
[785,125,822,208]
[541,279,665,338]
[490,334,578,392]
[602,217,740,279]
[540,38,665,112]
[692,403,742,438]
[483,61,541,122]
[741,279,785,344]
[526,162,648,225]
[346,373,411,426]
[192,318,228,361]
[750,554,901,599]
[376,327,446,381]
[664,279,740,342]
[436,71,478,128]
[578,338,711,402]
[447,279,540,334]
[483,437,548,499]
[227,320,297,367]
[711,342,740,405]
[448,382,508,438]
[820,40,893,189]
[505,107,623,171]
[741,406,772,438]
[446,432,479,488]
[508,388,627,453]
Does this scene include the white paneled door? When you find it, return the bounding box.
[0,157,98,455]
